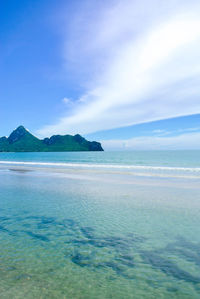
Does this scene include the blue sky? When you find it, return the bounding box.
[1,0,200,149]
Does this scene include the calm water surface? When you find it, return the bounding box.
[0,152,200,298]
[0,150,200,167]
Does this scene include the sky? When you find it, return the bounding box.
[1,0,200,150]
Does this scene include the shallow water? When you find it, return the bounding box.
[1,150,200,167]
[1,151,200,180]
[0,162,200,298]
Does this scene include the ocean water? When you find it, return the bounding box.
[0,151,200,298]
[1,150,200,167]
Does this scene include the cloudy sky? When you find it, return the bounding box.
[1,0,200,149]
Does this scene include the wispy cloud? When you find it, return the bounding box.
[151,127,200,136]
[151,129,171,136]
[176,127,200,133]
[61,97,75,108]
[62,97,72,104]
[101,131,200,150]
[38,0,200,137]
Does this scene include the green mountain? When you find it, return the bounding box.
[0,126,104,152]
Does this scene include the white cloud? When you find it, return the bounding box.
[62,97,72,105]
[177,127,200,133]
[62,97,73,106]
[101,132,200,150]
[151,129,170,136]
[38,0,200,137]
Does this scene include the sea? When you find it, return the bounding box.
[0,151,200,298]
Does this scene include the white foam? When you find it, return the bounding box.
[0,160,200,172]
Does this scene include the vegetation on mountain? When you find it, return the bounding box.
[0,126,103,152]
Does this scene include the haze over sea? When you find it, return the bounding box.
[0,151,200,298]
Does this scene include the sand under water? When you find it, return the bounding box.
[0,152,200,298]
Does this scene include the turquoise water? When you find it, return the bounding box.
[1,151,200,179]
[0,150,200,167]
[0,152,200,298]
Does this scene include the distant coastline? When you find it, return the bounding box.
[0,126,104,152]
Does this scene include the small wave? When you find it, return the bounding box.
[0,160,200,172]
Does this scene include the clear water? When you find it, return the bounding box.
[1,151,200,179]
[0,150,200,167]
[0,152,200,298]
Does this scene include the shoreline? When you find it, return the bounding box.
[1,164,200,190]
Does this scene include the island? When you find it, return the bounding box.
[0,126,104,152]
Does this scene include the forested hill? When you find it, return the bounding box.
[0,126,104,152]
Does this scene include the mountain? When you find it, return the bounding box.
[0,126,104,152]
